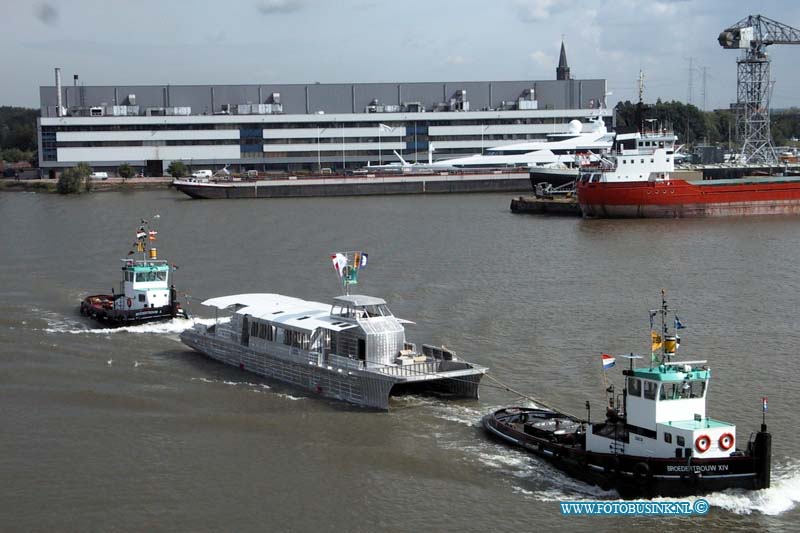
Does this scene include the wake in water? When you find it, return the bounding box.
[43,316,228,335]
[190,376,305,401]
[700,459,800,516]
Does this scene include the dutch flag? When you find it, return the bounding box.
[601,353,616,370]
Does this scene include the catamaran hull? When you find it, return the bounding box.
[483,408,771,499]
[181,329,483,410]
[578,178,800,218]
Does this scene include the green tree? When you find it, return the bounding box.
[118,163,134,181]
[0,106,38,152]
[1,147,25,162]
[167,161,187,178]
[57,162,92,194]
[57,168,82,194]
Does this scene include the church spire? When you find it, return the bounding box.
[556,41,570,80]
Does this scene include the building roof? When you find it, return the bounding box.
[39,77,607,117]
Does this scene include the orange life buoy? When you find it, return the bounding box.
[127,298,132,308]
[695,434,711,453]
[718,433,734,451]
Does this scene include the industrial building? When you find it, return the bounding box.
[38,50,611,176]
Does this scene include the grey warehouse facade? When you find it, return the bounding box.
[38,72,610,176]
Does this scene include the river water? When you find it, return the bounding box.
[1,190,798,531]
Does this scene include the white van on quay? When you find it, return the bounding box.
[191,170,213,179]
[90,171,108,179]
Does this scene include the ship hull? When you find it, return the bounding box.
[180,328,483,410]
[578,177,800,218]
[80,296,186,326]
[173,172,530,199]
[483,407,771,499]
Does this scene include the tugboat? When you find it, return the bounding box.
[80,219,188,325]
[483,291,771,498]
[180,251,486,409]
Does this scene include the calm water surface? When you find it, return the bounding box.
[1,190,799,531]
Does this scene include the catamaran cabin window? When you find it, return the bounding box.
[284,329,310,350]
[677,435,685,447]
[628,377,642,397]
[644,381,658,400]
[664,432,672,444]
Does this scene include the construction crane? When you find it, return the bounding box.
[719,14,800,165]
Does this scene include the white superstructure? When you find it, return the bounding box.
[430,114,613,169]
[579,127,678,184]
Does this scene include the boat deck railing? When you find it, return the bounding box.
[374,360,442,377]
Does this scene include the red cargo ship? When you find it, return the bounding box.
[576,128,800,217]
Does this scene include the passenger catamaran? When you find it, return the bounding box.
[80,218,187,325]
[483,291,771,498]
[180,252,487,409]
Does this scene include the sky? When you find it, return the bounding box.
[2,0,800,110]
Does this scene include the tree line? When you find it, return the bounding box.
[614,100,800,147]
[0,106,38,164]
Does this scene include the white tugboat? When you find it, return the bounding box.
[180,252,487,409]
[483,291,771,498]
[80,219,187,325]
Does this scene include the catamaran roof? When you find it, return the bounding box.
[202,293,358,333]
[333,294,387,306]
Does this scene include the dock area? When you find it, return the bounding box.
[510,195,581,216]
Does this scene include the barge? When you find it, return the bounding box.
[172,170,530,199]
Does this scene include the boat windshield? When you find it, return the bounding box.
[362,304,392,318]
[659,380,706,400]
[331,303,392,319]
[135,271,167,282]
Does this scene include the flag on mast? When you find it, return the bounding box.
[763,397,768,412]
[148,230,158,241]
[674,315,686,330]
[601,353,616,370]
[330,253,347,277]
[651,331,663,352]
